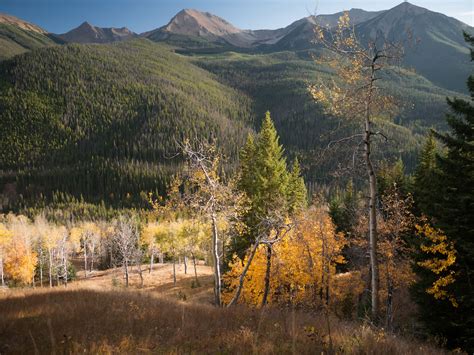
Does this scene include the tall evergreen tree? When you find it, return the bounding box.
[414,32,474,352]
[414,132,440,216]
[231,112,306,305]
[287,157,307,215]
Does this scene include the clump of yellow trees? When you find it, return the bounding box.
[0,213,213,288]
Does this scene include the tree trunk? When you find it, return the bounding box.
[49,249,53,288]
[39,249,43,287]
[124,259,129,287]
[364,69,379,322]
[184,256,188,275]
[90,243,94,272]
[149,252,154,273]
[137,262,143,288]
[261,244,273,307]
[211,212,222,306]
[64,250,68,287]
[173,257,177,286]
[83,243,88,279]
[159,252,164,264]
[0,258,4,287]
[386,268,394,331]
[192,253,200,287]
[228,238,261,307]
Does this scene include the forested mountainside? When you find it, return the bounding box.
[0,38,466,210]
[0,2,472,210]
[192,50,466,183]
[0,39,252,208]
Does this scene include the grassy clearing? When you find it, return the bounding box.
[0,264,447,354]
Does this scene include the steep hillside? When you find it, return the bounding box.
[193,50,466,184]
[356,2,473,92]
[0,13,58,60]
[0,39,252,208]
[57,21,136,43]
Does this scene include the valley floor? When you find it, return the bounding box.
[0,264,448,354]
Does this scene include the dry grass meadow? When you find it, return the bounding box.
[0,263,448,354]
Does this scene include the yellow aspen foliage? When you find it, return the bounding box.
[223,206,347,307]
[4,241,37,285]
[416,222,458,307]
[3,215,37,285]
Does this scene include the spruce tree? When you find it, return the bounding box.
[231,112,307,306]
[414,132,440,217]
[414,32,474,352]
[287,157,307,214]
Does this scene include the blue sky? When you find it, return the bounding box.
[1,0,473,34]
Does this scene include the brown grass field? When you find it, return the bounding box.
[0,264,448,354]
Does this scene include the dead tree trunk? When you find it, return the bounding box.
[39,249,43,287]
[211,212,222,306]
[192,252,200,287]
[227,238,261,307]
[124,259,129,287]
[83,243,88,279]
[149,251,154,273]
[364,65,379,322]
[261,244,273,307]
[49,249,53,288]
[172,257,177,285]
[0,257,4,287]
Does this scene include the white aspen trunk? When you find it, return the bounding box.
[49,249,53,288]
[227,238,261,307]
[211,212,222,306]
[0,257,4,287]
[149,251,154,273]
[64,248,68,287]
[124,259,129,287]
[39,249,43,287]
[90,242,95,272]
[365,64,379,322]
[83,243,88,279]
[184,255,188,274]
[192,253,200,287]
[173,257,176,285]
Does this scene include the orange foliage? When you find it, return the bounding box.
[224,206,349,307]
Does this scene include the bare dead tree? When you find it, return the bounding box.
[181,139,236,307]
[113,218,139,288]
[309,12,405,322]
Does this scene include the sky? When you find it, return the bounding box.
[0,0,473,34]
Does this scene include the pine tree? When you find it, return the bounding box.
[229,112,306,306]
[234,112,290,258]
[414,132,440,217]
[414,32,474,352]
[287,158,307,215]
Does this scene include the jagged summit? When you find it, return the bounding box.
[57,22,136,44]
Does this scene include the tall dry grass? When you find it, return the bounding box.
[0,286,448,354]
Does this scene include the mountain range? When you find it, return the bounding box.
[0,2,472,92]
[0,2,472,209]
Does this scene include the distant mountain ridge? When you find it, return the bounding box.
[57,21,136,43]
[0,2,472,92]
[0,13,58,60]
[145,8,384,48]
[0,13,47,33]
